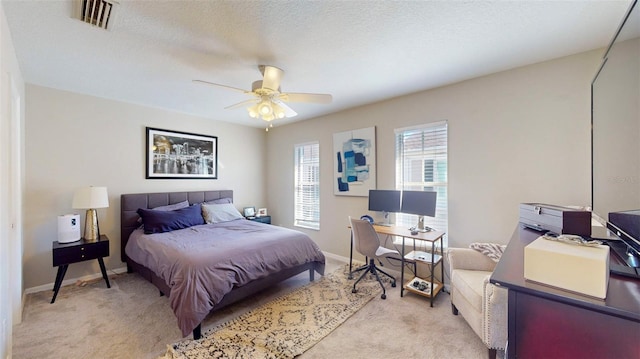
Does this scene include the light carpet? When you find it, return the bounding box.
[13,257,491,359]
[162,264,385,359]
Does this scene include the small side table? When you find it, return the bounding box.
[51,235,111,304]
[248,215,271,224]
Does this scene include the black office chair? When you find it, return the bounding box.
[349,217,399,299]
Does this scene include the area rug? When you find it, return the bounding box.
[161,264,385,359]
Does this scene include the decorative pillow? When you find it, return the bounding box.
[201,203,244,224]
[204,197,233,205]
[137,200,190,224]
[137,203,204,234]
[469,242,507,263]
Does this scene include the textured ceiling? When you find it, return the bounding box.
[2,0,632,128]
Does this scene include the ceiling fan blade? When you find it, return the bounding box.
[192,79,249,94]
[279,92,333,104]
[261,65,284,92]
[272,99,298,118]
[224,98,259,110]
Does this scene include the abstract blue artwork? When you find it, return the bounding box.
[333,127,376,196]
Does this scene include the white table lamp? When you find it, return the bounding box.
[72,186,109,241]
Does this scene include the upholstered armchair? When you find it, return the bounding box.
[447,248,508,359]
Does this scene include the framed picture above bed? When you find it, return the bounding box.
[146,127,218,179]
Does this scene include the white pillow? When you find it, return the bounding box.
[201,203,244,224]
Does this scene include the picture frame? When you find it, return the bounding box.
[243,207,256,218]
[146,127,218,179]
[257,208,267,217]
[333,126,376,196]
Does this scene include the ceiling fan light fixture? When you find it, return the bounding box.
[247,104,259,118]
[248,99,281,122]
[271,102,286,119]
[195,65,331,130]
[262,113,275,122]
[258,101,272,116]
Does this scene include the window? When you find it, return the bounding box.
[294,142,320,230]
[395,122,448,244]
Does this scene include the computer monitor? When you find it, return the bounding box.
[368,190,401,225]
[401,190,437,231]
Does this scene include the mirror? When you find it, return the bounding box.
[591,0,640,225]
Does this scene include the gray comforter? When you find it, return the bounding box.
[125,219,325,336]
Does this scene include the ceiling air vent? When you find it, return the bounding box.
[74,0,118,30]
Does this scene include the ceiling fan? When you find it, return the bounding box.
[194,65,332,129]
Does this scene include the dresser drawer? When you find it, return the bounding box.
[53,240,109,266]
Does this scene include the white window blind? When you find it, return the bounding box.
[294,142,320,230]
[395,122,448,245]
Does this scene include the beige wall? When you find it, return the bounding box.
[267,49,602,258]
[1,3,25,357]
[592,37,640,217]
[23,85,267,289]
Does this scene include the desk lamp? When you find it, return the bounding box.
[72,186,109,241]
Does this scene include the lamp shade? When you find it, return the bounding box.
[72,186,109,209]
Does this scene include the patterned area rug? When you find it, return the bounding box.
[161,264,385,359]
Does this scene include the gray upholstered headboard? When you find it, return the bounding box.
[120,190,233,263]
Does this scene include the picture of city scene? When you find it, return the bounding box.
[146,127,218,179]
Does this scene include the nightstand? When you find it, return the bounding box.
[248,215,271,224]
[51,235,111,304]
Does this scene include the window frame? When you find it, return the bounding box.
[394,121,448,246]
[294,141,320,230]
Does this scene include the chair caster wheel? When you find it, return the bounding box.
[348,275,353,280]
[391,282,396,287]
[381,293,386,300]
[352,288,357,293]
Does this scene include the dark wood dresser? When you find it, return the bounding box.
[491,226,640,358]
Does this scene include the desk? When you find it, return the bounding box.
[349,224,445,306]
[491,226,640,358]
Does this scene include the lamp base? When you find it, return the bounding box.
[83,209,100,241]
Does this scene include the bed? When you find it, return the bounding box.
[120,190,325,339]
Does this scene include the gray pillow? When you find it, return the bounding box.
[202,203,244,224]
[204,197,233,205]
[153,200,190,211]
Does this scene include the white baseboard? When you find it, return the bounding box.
[322,251,350,263]
[322,251,453,292]
[25,254,448,295]
[25,266,128,294]
[322,251,405,278]
[27,253,372,294]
